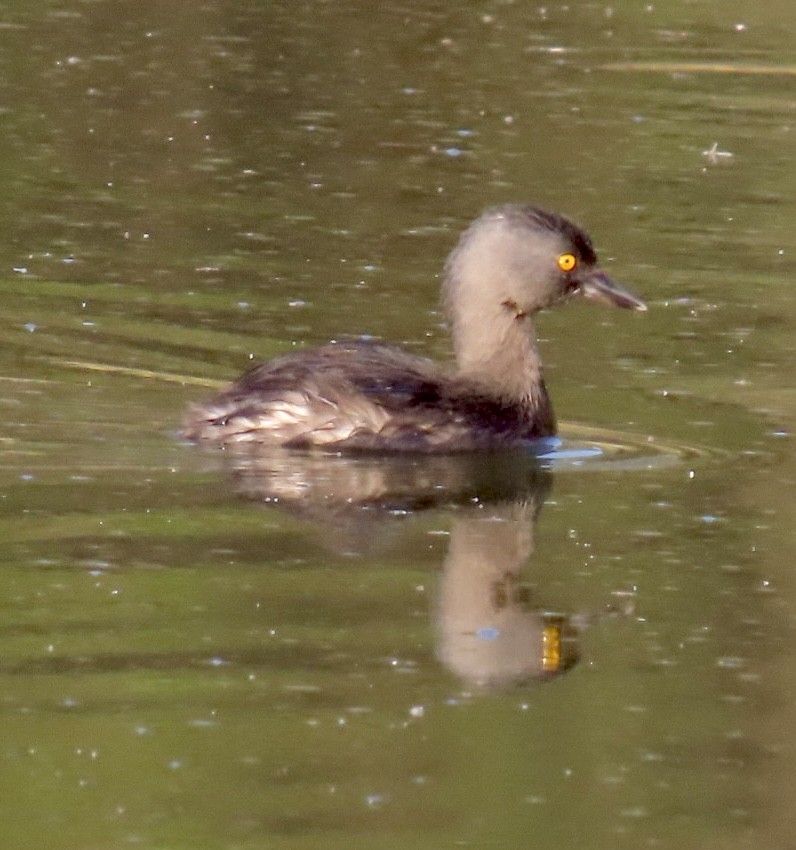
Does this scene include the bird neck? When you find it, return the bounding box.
[451,308,550,413]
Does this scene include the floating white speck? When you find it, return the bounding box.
[702,142,733,164]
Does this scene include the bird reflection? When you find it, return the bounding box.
[436,498,579,688]
[207,445,612,689]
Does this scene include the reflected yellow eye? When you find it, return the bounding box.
[557,253,577,273]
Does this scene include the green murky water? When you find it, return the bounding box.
[0,1,795,848]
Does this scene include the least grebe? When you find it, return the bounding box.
[184,204,646,451]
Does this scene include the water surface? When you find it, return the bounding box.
[0,2,795,848]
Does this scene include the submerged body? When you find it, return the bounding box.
[184,205,646,451]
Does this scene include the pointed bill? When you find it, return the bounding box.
[580,270,647,311]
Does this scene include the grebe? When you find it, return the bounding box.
[184,205,646,451]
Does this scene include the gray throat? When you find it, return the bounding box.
[451,309,550,415]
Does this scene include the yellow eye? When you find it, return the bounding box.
[557,253,577,273]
